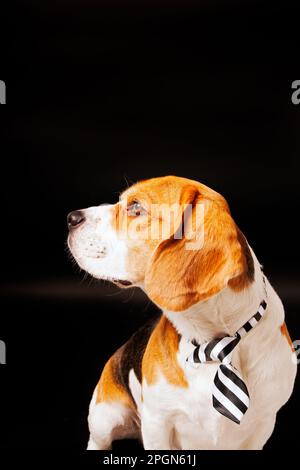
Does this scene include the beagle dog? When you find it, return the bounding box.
[67,176,296,450]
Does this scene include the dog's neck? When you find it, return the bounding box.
[164,251,266,344]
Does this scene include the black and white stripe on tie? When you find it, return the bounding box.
[187,299,267,424]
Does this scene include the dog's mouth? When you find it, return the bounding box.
[112,279,133,287]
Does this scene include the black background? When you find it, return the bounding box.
[0,0,300,452]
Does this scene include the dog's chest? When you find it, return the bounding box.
[141,337,250,449]
[141,341,217,444]
[174,339,225,445]
[142,361,234,449]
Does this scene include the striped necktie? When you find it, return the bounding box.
[186,300,267,424]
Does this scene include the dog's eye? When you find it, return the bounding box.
[127,201,147,217]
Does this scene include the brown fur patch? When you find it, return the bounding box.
[229,229,255,292]
[280,322,294,351]
[145,188,246,311]
[96,347,135,409]
[142,316,188,388]
[96,316,159,408]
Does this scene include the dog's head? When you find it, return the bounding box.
[67,175,254,311]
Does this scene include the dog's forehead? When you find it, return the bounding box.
[121,176,193,205]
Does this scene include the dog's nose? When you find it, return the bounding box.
[67,210,86,229]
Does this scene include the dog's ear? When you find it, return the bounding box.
[144,186,253,312]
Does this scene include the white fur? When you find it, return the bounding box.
[129,369,143,411]
[87,401,139,450]
[68,204,130,282]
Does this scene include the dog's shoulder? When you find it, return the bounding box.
[142,315,189,388]
[96,314,160,409]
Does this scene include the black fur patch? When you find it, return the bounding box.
[237,229,255,282]
[113,314,161,406]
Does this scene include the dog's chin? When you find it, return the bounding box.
[71,255,133,288]
[84,270,134,288]
[82,268,134,288]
